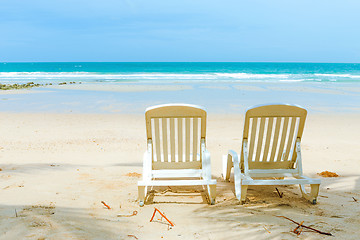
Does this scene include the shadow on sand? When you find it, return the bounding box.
[189,174,360,239]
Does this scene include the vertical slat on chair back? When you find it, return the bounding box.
[145,104,206,169]
[241,104,307,170]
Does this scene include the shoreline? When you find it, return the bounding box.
[0,81,359,114]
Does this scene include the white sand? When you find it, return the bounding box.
[0,89,51,95]
[0,113,359,239]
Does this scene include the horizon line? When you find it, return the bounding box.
[1,61,360,64]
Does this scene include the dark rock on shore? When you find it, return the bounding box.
[0,81,78,90]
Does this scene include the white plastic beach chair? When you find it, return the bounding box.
[223,104,321,204]
[138,104,217,206]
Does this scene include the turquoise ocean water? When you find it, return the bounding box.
[1,62,360,84]
[1,62,360,113]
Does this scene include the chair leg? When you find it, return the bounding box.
[222,155,233,181]
[207,184,217,205]
[234,181,248,204]
[300,184,320,204]
[240,185,248,204]
[233,165,241,201]
[138,186,146,207]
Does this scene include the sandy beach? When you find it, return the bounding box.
[2,0,360,237]
[0,107,359,239]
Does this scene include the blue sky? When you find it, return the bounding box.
[1,0,359,62]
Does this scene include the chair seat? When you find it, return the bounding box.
[151,169,203,178]
[242,176,321,185]
[138,179,216,187]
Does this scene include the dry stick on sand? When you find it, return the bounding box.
[157,186,172,194]
[101,201,111,210]
[127,234,138,239]
[263,226,271,233]
[275,188,284,198]
[150,208,175,227]
[352,197,358,202]
[293,221,304,235]
[117,211,138,217]
[277,216,332,236]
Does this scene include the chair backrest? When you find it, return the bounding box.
[241,104,307,170]
[145,104,207,170]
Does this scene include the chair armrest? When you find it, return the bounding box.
[295,138,304,174]
[228,150,239,165]
[142,140,153,180]
[201,141,211,180]
[223,150,239,181]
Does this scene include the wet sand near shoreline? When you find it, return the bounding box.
[0,82,360,114]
